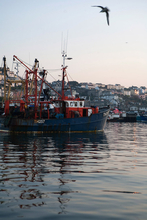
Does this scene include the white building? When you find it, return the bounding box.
[130,106,138,111]
[107,84,116,90]
[124,90,131,96]
[139,106,147,112]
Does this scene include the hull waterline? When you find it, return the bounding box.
[0,108,109,133]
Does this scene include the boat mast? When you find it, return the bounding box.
[61,50,66,100]
[30,58,39,95]
[15,62,19,76]
[61,51,73,99]
[3,56,7,102]
[34,67,38,119]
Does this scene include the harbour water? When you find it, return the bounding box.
[0,122,147,220]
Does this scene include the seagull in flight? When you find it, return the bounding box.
[92,6,110,26]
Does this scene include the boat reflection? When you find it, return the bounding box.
[0,132,109,213]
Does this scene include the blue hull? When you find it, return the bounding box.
[0,108,109,133]
[137,115,147,122]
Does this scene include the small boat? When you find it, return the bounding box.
[107,108,120,122]
[0,53,110,133]
[107,108,125,122]
[124,111,137,122]
[107,108,128,122]
[136,112,147,122]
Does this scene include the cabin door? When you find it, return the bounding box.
[83,109,87,117]
[62,101,66,116]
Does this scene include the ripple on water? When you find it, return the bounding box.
[0,123,147,220]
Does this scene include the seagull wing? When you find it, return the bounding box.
[91,5,104,9]
[97,6,104,9]
[106,11,109,25]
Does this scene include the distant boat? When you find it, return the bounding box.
[0,53,110,133]
[107,108,123,122]
[107,108,139,122]
[125,111,138,122]
[136,112,147,122]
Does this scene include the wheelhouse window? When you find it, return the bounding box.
[56,102,59,107]
[75,102,77,107]
[80,101,83,107]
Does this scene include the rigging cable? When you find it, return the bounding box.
[66,70,74,81]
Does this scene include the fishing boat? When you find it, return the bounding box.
[0,53,110,133]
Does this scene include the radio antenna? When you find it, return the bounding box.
[61,31,69,54]
[66,30,68,54]
[61,32,63,53]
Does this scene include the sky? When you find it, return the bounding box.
[0,0,147,88]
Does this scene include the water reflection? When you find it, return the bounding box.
[0,132,109,214]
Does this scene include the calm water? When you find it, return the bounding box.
[0,122,147,220]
